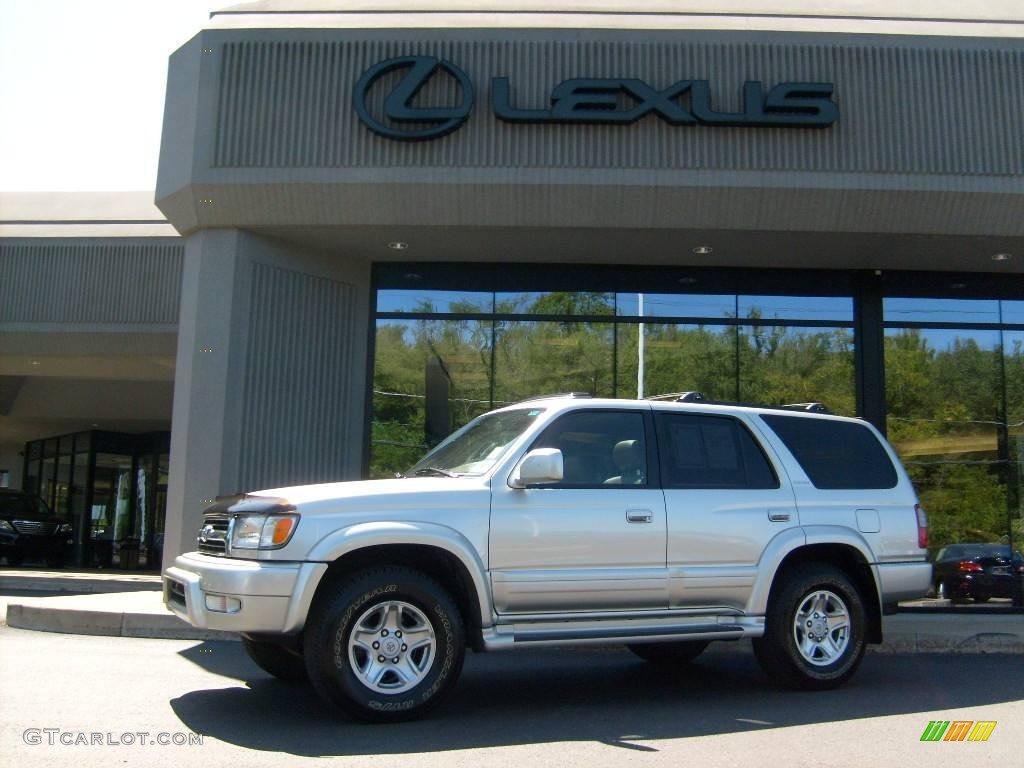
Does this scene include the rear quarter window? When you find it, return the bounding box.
[760,414,898,490]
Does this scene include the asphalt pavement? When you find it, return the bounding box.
[2,627,1022,768]
[0,567,1021,651]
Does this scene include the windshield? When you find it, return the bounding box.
[408,408,546,476]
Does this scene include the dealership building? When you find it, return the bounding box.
[1,1,1022,571]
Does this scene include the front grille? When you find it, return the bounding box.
[12,519,57,536]
[196,515,230,555]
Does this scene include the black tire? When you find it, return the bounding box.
[972,592,991,604]
[753,564,867,691]
[303,566,465,723]
[627,640,709,665]
[6,551,24,566]
[241,637,308,683]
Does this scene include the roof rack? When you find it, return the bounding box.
[646,391,832,414]
[646,391,707,403]
[516,392,594,403]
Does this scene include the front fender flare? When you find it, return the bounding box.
[304,521,493,629]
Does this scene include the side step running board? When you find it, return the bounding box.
[481,615,764,650]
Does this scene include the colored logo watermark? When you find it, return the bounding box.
[920,721,996,742]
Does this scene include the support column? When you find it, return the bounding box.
[163,230,370,567]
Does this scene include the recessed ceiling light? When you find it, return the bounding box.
[30,360,40,366]
[387,241,409,251]
[403,272,422,281]
[950,282,968,289]
[692,246,713,255]
[991,252,1012,262]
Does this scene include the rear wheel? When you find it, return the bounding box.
[753,564,866,691]
[972,592,991,603]
[241,637,308,683]
[627,640,709,665]
[304,566,465,723]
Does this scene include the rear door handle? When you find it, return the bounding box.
[626,509,653,523]
[768,509,792,523]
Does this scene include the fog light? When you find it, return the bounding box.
[205,594,241,613]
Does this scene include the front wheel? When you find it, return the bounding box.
[304,567,465,723]
[753,564,866,691]
[241,637,308,683]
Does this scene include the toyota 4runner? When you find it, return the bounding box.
[164,394,931,721]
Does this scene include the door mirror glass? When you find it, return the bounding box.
[511,449,564,488]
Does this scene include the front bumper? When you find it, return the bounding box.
[164,552,327,633]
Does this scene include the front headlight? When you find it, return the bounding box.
[58,523,73,534]
[0,520,13,532]
[229,513,299,551]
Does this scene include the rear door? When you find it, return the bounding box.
[657,409,798,610]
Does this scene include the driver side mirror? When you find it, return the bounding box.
[509,448,564,488]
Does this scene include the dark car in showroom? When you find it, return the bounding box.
[932,543,1024,602]
[0,489,73,567]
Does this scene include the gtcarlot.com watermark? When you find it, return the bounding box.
[23,729,202,747]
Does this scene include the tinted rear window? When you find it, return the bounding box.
[761,415,898,490]
[657,413,778,489]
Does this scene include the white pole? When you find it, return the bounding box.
[637,293,645,399]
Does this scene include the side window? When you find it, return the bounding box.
[760,414,898,490]
[532,410,647,487]
[657,413,779,489]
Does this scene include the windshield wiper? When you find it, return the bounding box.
[412,467,458,478]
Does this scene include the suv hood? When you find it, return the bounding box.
[248,476,490,507]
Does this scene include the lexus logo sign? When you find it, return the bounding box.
[353,55,475,141]
[354,55,838,141]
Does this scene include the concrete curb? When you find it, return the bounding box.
[872,632,1024,654]
[4,603,237,641]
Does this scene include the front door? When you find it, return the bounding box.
[489,408,668,614]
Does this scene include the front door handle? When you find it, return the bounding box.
[626,509,653,523]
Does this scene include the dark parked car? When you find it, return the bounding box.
[0,489,73,567]
[932,543,1024,602]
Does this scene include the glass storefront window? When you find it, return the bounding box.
[371,318,493,478]
[493,320,616,403]
[616,293,736,319]
[1002,301,1024,325]
[739,326,856,415]
[91,453,134,544]
[618,323,738,400]
[739,295,853,322]
[884,298,1001,324]
[1005,332,1024,552]
[495,291,615,316]
[885,328,1006,552]
[376,289,493,315]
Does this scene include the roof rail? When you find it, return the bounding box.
[645,391,707,402]
[646,391,832,414]
[516,392,593,403]
[781,402,831,413]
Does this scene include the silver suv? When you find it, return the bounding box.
[164,395,931,721]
